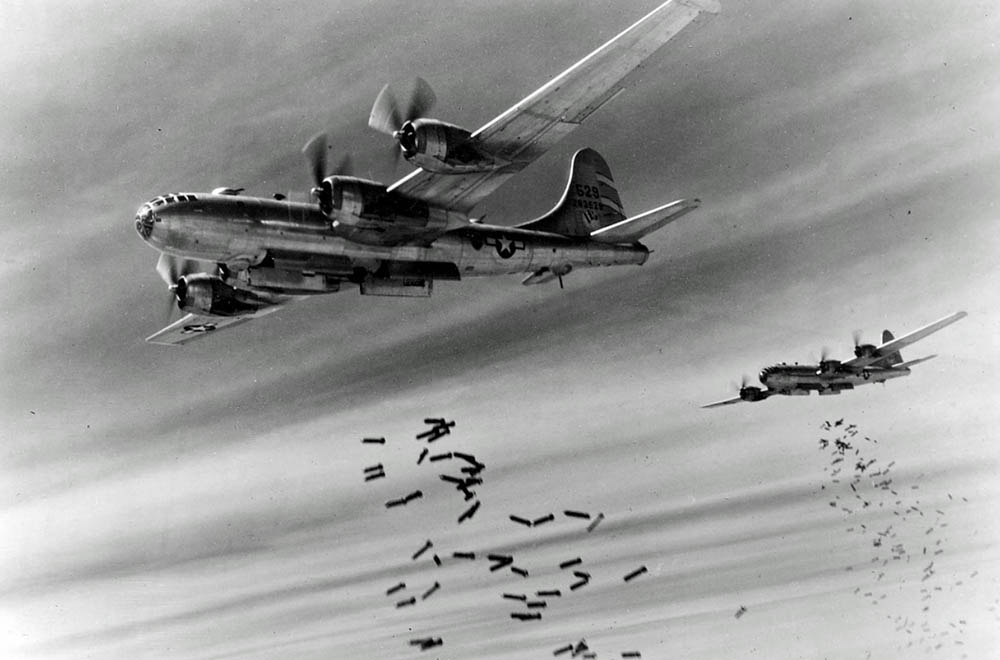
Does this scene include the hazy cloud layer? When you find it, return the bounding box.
[3,1,999,659]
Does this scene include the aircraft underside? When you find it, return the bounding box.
[155,212,649,299]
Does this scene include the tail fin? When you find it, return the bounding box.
[880,330,903,365]
[517,148,626,237]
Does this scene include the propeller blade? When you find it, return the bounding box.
[819,346,830,362]
[156,253,206,319]
[302,132,329,187]
[331,153,352,177]
[156,253,181,287]
[156,253,211,286]
[405,77,437,122]
[369,78,436,135]
[162,287,179,322]
[388,142,402,169]
[852,330,862,347]
[369,84,402,135]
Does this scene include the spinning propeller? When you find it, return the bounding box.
[728,375,752,393]
[851,329,881,359]
[301,132,352,214]
[156,253,208,319]
[368,77,437,163]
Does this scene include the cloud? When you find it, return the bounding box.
[4,1,1000,659]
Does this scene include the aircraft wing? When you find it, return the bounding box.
[145,306,284,346]
[840,311,967,370]
[896,354,937,369]
[701,395,745,409]
[388,0,719,214]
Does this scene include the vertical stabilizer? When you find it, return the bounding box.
[517,148,626,237]
[880,330,903,365]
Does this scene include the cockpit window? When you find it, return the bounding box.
[153,199,165,206]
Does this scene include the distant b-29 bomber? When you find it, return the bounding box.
[703,312,966,408]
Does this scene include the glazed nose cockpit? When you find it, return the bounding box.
[135,203,154,239]
[134,193,200,244]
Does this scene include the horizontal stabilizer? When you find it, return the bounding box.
[590,198,700,243]
[896,354,936,369]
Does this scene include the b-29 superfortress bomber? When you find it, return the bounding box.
[134,0,721,344]
[702,312,967,408]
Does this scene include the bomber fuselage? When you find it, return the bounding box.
[135,192,647,292]
[757,363,911,395]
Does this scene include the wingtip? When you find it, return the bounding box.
[145,336,181,346]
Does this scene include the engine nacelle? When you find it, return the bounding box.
[854,344,878,359]
[739,386,768,402]
[395,119,502,173]
[817,359,842,375]
[319,175,447,245]
[325,176,391,218]
[175,273,271,317]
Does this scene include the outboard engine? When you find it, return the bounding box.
[174,273,271,316]
[854,344,879,359]
[817,359,842,375]
[367,78,501,173]
[392,119,493,172]
[739,385,769,402]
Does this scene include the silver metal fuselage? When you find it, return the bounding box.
[135,193,647,293]
[759,364,911,395]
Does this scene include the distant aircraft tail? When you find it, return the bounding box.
[879,329,904,366]
[517,147,698,242]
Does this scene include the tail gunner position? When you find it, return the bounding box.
[134,0,720,344]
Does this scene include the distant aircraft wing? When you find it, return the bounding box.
[388,0,720,214]
[896,354,936,369]
[701,395,745,409]
[145,307,284,346]
[840,311,967,370]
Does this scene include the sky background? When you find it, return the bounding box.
[2,0,999,658]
